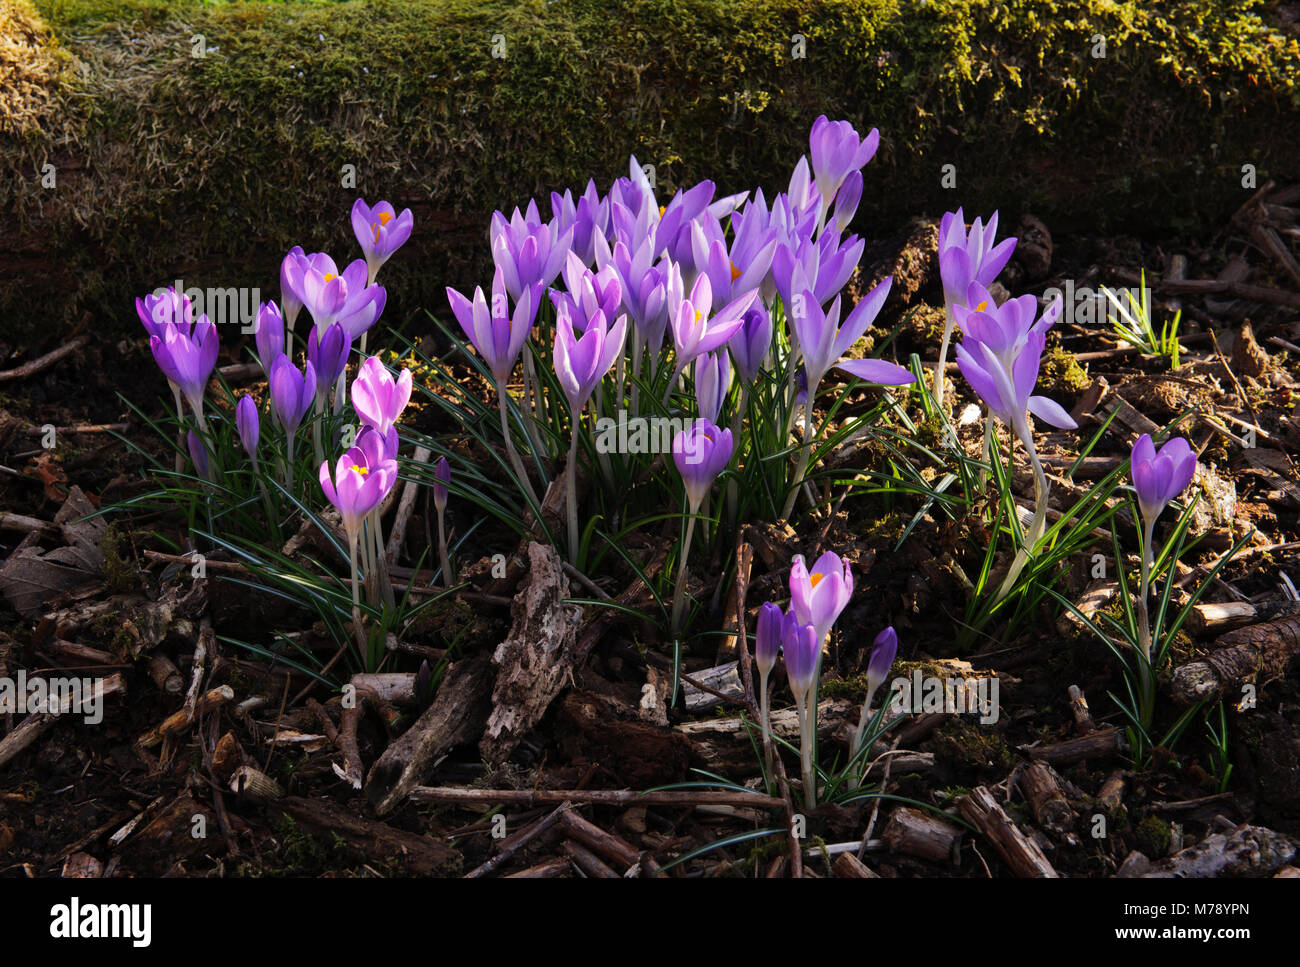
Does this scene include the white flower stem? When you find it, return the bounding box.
[758,668,774,783]
[670,512,699,636]
[933,303,956,410]
[497,379,541,511]
[992,416,1049,605]
[849,682,882,789]
[566,414,580,561]
[436,505,452,589]
[1136,515,1157,728]
[794,686,816,810]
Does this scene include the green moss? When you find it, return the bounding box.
[929,718,1016,776]
[1040,344,1091,396]
[1134,814,1171,858]
[98,522,137,594]
[5,0,1299,342]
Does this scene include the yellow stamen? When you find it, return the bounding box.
[372,211,393,242]
[351,464,369,476]
[976,300,988,312]
[658,205,666,218]
[730,262,741,282]
[810,573,823,588]
[323,272,337,283]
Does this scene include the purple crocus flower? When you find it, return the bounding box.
[774,225,865,310]
[445,268,541,385]
[269,354,316,437]
[953,284,1076,431]
[136,286,194,340]
[781,610,821,701]
[598,235,669,355]
[295,253,350,331]
[789,551,853,647]
[306,322,352,403]
[236,395,259,463]
[755,601,783,679]
[831,169,863,235]
[186,429,209,478]
[1131,434,1197,526]
[550,180,610,268]
[334,258,387,339]
[433,455,450,514]
[694,350,731,424]
[788,276,910,399]
[351,355,412,437]
[280,247,306,333]
[665,268,757,392]
[552,304,628,415]
[151,315,218,424]
[691,215,776,308]
[491,201,574,301]
[866,626,898,693]
[319,441,398,538]
[351,198,413,283]
[551,251,623,333]
[730,304,773,385]
[671,420,733,511]
[938,209,1017,307]
[652,180,717,263]
[808,115,880,218]
[254,301,284,374]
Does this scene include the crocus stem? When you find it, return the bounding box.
[933,303,956,410]
[284,434,296,492]
[497,379,541,512]
[781,404,817,521]
[1136,515,1157,729]
[521,349,546,458]
[311,412,324,468]
[795,687,816,810]
[347,529,366,657]
[436,504,452,589]
[630,339,643,413]
[566,415,580,562]
[172,385,185,474]
[670,511,699,636]
[993,418,1049,604]
[661,360,685,408]
[849,683,882,790]
[758,668,774,783]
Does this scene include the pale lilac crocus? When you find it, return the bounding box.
[254,301,284,376]
[319,437,398,620]
[755,600,783,774]
[955,285,1075,600]
[695,351,731,424]
[808,115,880,224]
[851,626,899,784]
[236,395,259,465]
[772,226,864,311]
[136,286,194,340]
[664,268,757,404]
[433,456,452,588]
[669,420,734,634]
[491,200,574,301]
[269,354,316,484]
[292,253,350,332]
[151,315,218,428]
[1130,434,1198,676]
[933,209,1017,406]
[782,611,823,808]
[306,322,352,407]
[446,269,544,510]
[551,180,610,268]
[351,356,413,438]
[280,247,306,336]
[351,198,413,284]
[789,551,853,649]
[186,429,210,479]
[553,304,629,558]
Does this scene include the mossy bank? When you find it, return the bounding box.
[2,0,1297,343]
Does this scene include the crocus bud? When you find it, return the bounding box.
[186,429,209,478]
[781,611,820,701]
[307,322,352,400]
[236,395,259,462]
[1131,434,1197,527]
[694,350,731,424]
[671,420,734,512]
[866,626,898,694]
[755,601,783,679]
[254,301,284,374]
[788,551,853,647]
[433,456,450,514]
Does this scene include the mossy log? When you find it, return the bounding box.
[2,0,1298,345]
